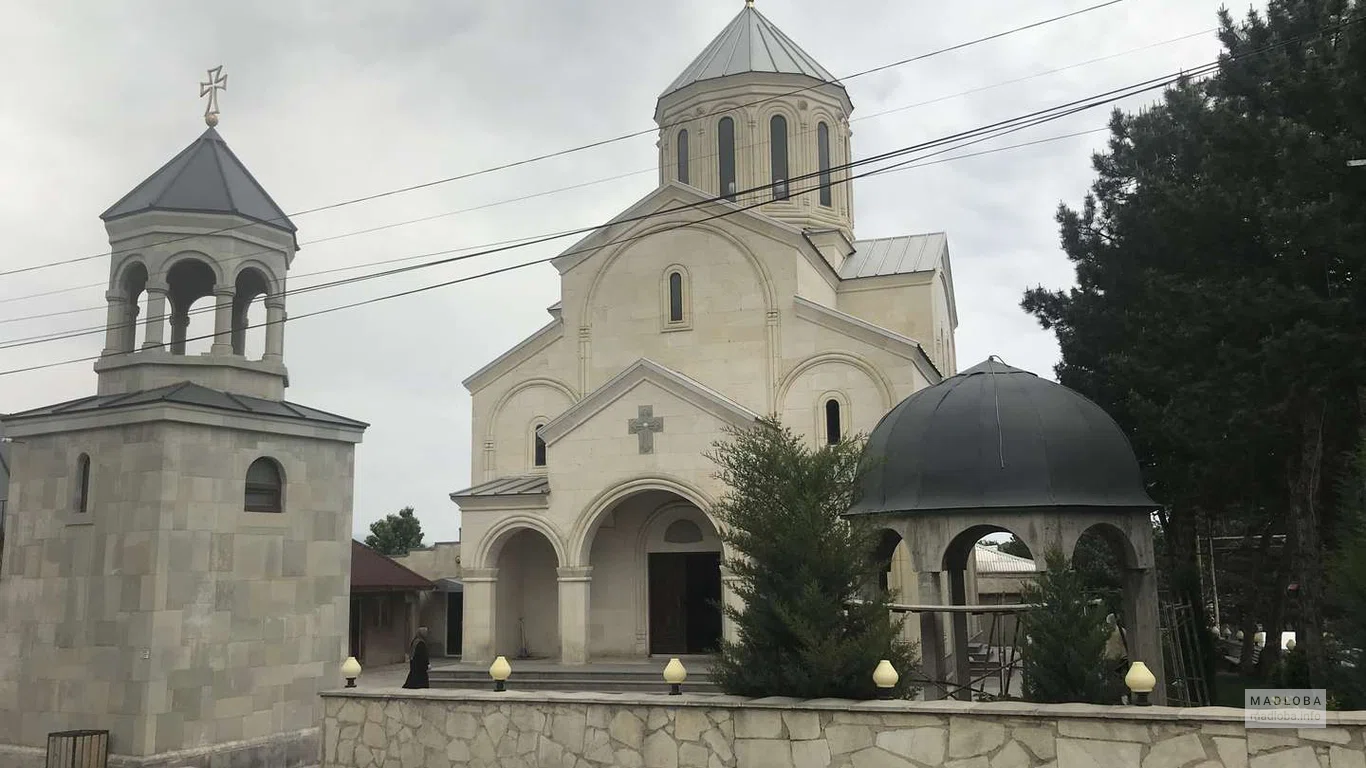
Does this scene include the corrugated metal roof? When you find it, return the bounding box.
[4,381,367,428]
[102,127,296,234]
[451,475,550,498]
[351,540,436,592]
[974,543,1036,574]
[840,234,947,279]
[662,5,837,97]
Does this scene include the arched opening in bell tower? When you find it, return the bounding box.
[165,258,217,356]
[232,267,271,360]
[118,262,149,352]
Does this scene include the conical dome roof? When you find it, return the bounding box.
[102,127,295,234]
[661,3,839,97]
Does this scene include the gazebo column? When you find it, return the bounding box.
[947,569,972,701]
[460,568,498,663]
[1125,565,1166,705]
[918,570,948,701]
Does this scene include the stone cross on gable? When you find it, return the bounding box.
[627,405,664,454]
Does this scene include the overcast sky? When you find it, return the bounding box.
[0,0,1254,544]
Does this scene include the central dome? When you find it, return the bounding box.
[848,358,1156,516]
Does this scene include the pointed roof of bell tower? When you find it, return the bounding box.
[101,126,296,235]
[661,0,838,97]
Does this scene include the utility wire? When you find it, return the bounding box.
[0,67,1200,353]
[0,24,1215,312]
[0,0,1130,280]
[5,12,1354,372]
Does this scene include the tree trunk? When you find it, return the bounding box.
[1287,402,1329,688]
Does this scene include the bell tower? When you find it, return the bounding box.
[96,69,296,400]
[653,0,856,238]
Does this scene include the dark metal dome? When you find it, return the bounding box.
[848,358,1156,515]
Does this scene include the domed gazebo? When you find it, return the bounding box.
[847,357,1163,702]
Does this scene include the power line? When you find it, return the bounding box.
[0,0,1130,280]
[0,66,1220,370]
[6,12,1354,373]
[0,63,1196,353]
[0,23,1218,317]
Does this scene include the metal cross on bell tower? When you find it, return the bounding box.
[200,65,227,127]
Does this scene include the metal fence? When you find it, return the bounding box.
[45,730,108,768]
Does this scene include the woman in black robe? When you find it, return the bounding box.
[401,626,430,689]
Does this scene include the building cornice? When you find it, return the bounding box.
[462,320,565,394]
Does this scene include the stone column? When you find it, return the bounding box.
[459,568,498,663]
[141,283,168,350]
[721,564,743,645]
[169,312,190,355]
[557,566,592,665]
[1125,566,1167,705]
[918,571,948,701]
[211,287,235,355]
[102,290,127,356]
[264,298,286,363]
[947,569,972,701]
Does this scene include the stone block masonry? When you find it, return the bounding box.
[320,688,1366,768]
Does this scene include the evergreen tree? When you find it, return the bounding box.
[365,506,425,556]
[706,418,919,699]
[1019,550,1121,704]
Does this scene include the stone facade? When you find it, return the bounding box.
[451,2,958,667]
[321,689,1366,768]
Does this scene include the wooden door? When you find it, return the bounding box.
[649,553,688,654]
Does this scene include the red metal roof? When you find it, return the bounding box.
[350,540,435,592]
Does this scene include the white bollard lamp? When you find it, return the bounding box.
[341,656,362,688]
[489,656,512,692]
[1124,661,1156,706]
[663,658,687,695]
[873,659,899,700]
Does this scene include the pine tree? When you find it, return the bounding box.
[365,506,425,556]
[1019,549,1121,704]
[706,417,919,700]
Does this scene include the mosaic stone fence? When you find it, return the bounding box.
[320,688,1366,768]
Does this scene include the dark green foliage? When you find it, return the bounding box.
[706,417,919,700]
[1327,428,1366,707]
[1021,0,1366,690]
[1019,550,1123,704]
[999,534,1124,615]
[365,506,425,556]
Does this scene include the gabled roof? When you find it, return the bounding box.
[4,381,368,429]
[350,540,435,593]
[538,358,760,446]
[102,127,296,235]
[662,3,839,97]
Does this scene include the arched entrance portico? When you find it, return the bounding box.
[573,479,730,661]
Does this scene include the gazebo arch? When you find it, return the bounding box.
[846,358,1164,703]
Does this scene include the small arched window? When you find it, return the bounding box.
[770,115,789,200]
[75,453,91,514]
[718,117,736,200]
[668,271,684,323]
[817,122,833,207]
[676,129,690,184]
[533,424,547,468]
[245,457,284,513]
[825,399,842,445]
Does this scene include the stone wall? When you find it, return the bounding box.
[321,688,1366,768]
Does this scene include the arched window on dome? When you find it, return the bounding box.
[770,115,789,200]
[718,117,736,201]
[817,122,833,207]
[676,129,690,185]
[825,399,842,445]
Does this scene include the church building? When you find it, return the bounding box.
[450,1,959,664]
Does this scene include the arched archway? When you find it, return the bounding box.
[232,266,272,358]
[580,485,726,658]
[165,257,217,355]
[487,526,562,659]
